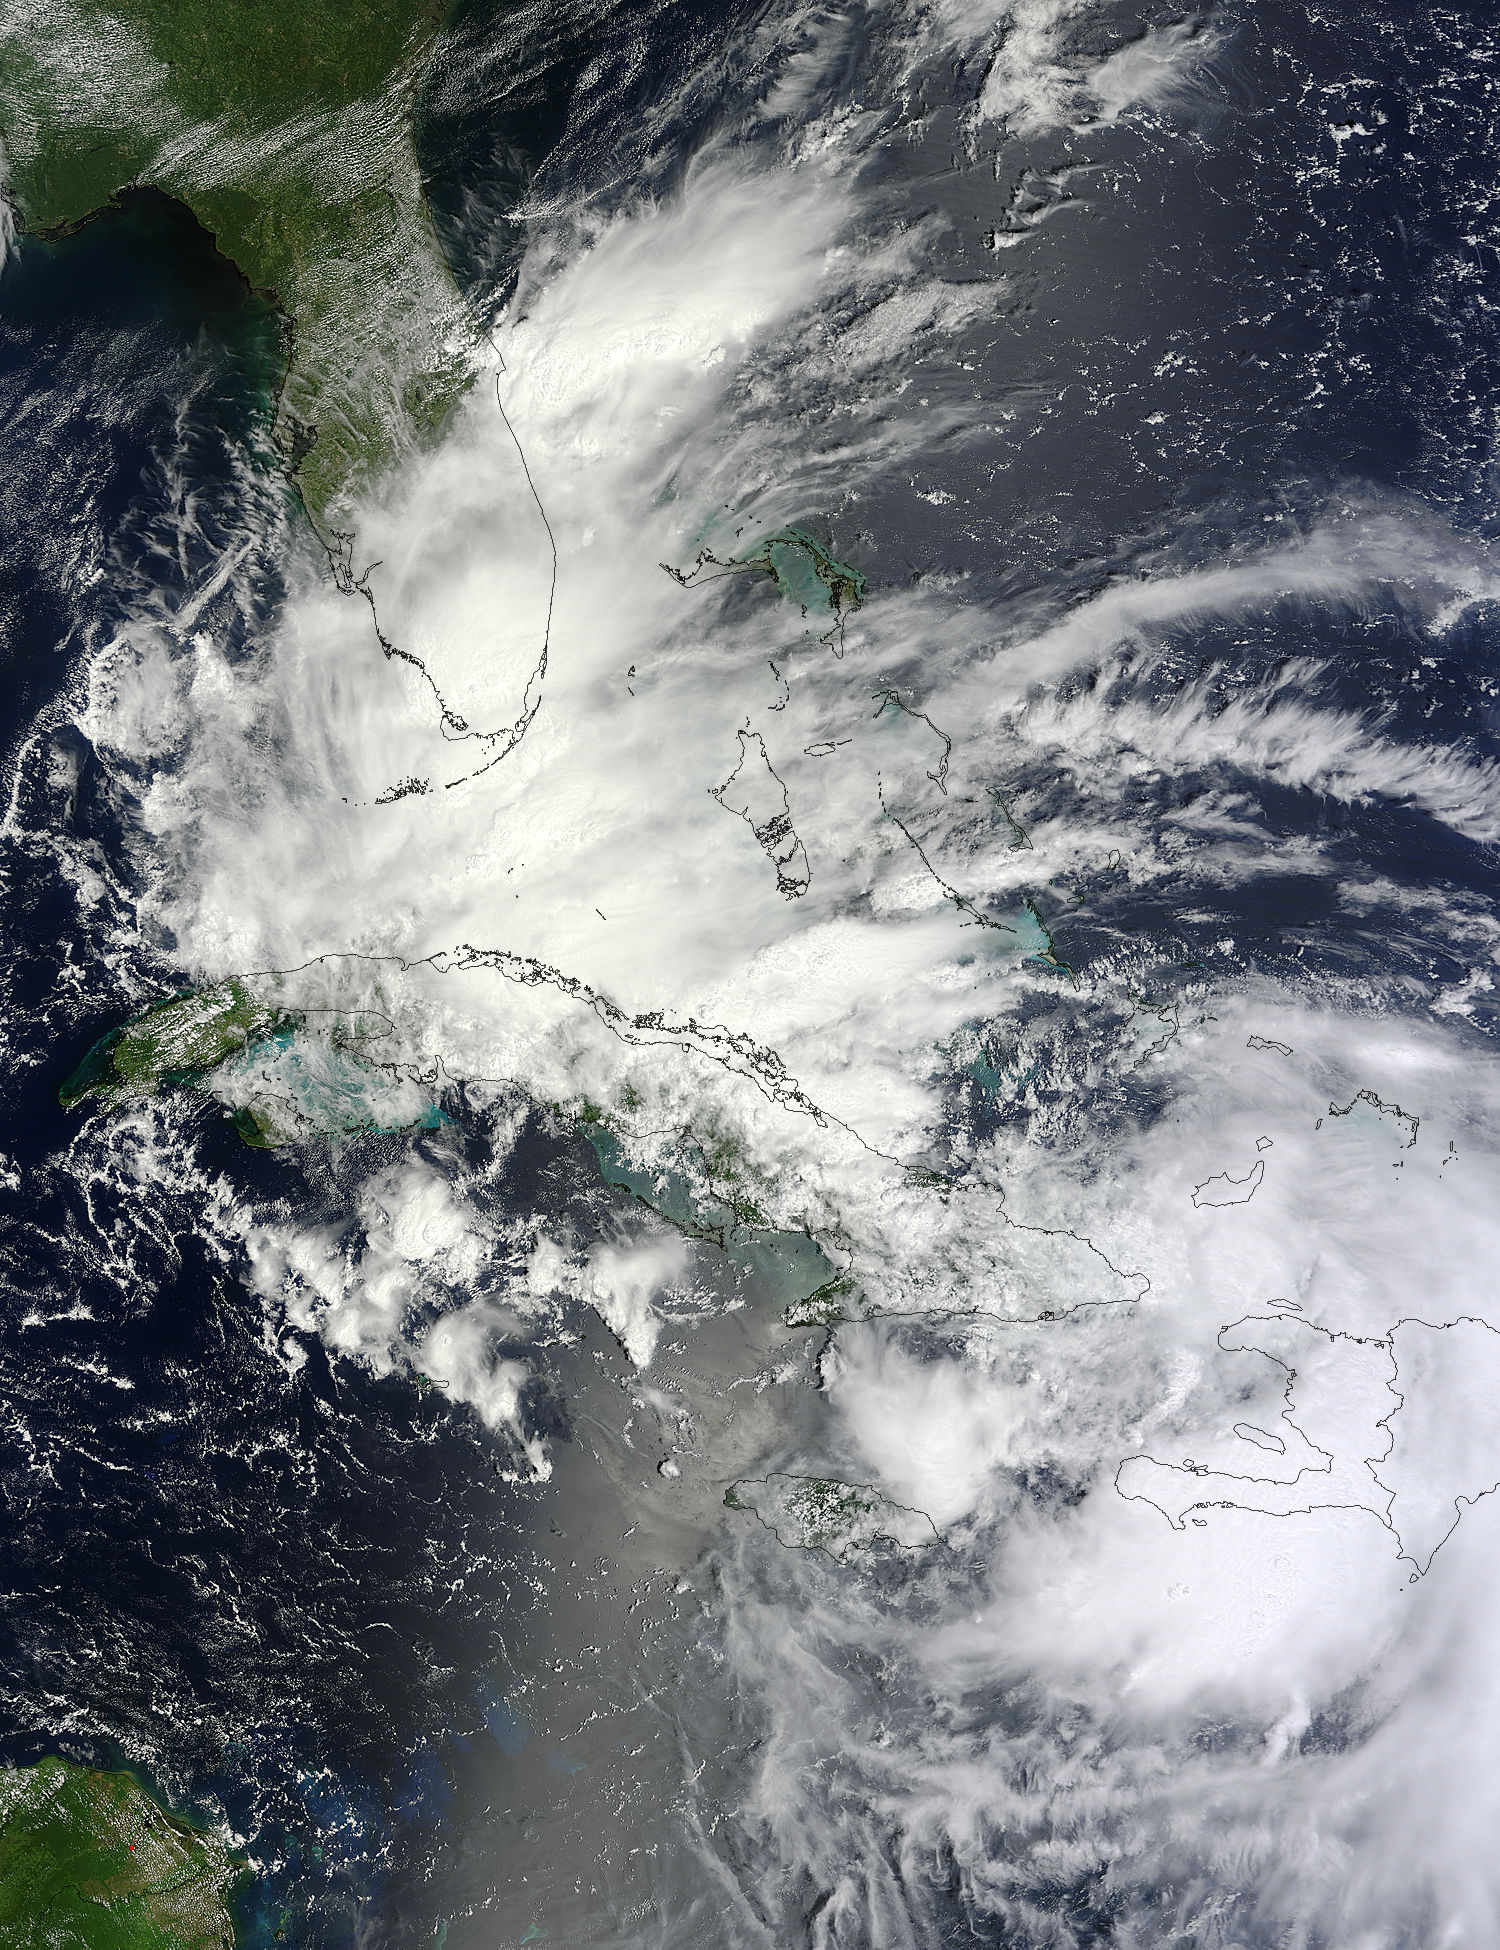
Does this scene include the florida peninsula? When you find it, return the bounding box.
[0,0,468,518]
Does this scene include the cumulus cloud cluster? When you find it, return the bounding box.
[704,991,1500,1946]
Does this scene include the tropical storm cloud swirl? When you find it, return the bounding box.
[3,0,1500,1944]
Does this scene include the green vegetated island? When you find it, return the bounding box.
[61,976,445,1146]
[58,975,845,1319]
[0,0,467,519]
[583,1119,859,1323]
[726,1474,939,1563]
[0,1755,245,1949]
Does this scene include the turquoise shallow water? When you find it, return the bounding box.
[215,1028,447,1146]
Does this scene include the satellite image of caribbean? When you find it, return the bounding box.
[4,0,1500,1945]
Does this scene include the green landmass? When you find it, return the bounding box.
[726,1474,938,1563]
[782,1276,864,1327]
[0,0,469,518]
[60,980,444,1147]
[60,982,285,1108]
[583,1121,771,1245]
[0,1755,246,1949]
[580,1120,853,1320]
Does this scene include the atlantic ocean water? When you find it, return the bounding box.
[4,2,1500,1946]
